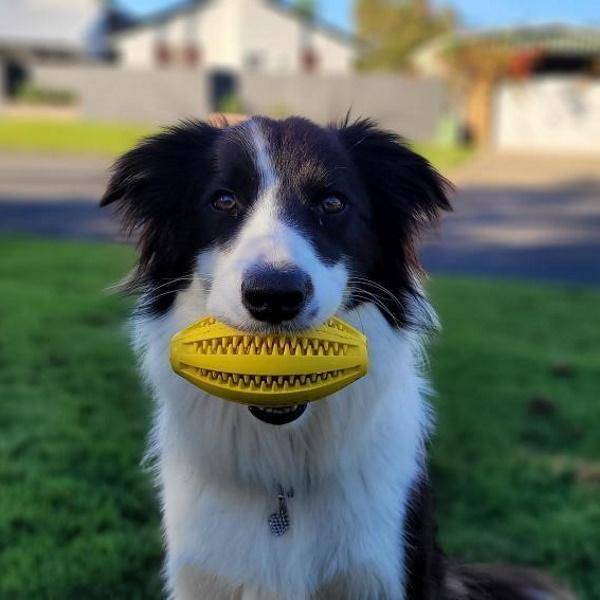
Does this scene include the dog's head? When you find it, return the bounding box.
[102,116,450,427]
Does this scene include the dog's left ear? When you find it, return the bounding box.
[335,118,452,242]
[335,118,453,327]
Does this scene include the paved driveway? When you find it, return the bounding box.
[421,183,600,284]
[421,153,600,284]
[1,151,599,285]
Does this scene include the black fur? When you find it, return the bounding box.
[103,116,572,599]
[335,117,452,329]
[101,121,221,314]
[404,473,447,599]
[102,116,451,327]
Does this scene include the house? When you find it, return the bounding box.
[0,0,130,94]
[490,26,600,153]
[111,0,358,75]
[0,0,130,62]
[413,25,600,152]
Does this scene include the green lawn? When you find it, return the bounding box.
[1,238,598,598]
[0,120,152,157]
[0,119,471,171]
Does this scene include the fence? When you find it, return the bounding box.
[26,65,447,140]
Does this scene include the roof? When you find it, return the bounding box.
[266,0,358,46]
[113,0,358,47]
[457,24,600,56]
[0,0,104,53]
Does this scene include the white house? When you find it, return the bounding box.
[111,0,358,75]
[0,0,130,62]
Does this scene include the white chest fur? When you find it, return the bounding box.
[135,298,431,600]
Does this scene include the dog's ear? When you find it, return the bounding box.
[101,120,219,292]
[335,117,452,241]
[335,118,453,327]
[336,118,452,267]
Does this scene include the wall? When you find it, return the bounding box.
[31,65,211,124]
[27,65,446,141]
[495,77,600,153]
[241,73,446,141]
[113,27,157,70]
[239,0,355,74]
[310,27,354,74]
[113,0,239,71]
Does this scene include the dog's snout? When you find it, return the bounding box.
[242,266,313,324]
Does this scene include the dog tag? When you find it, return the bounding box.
[268,488,292,536]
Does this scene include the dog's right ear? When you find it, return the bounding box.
[101,120,219,232]
[101,121,219,291]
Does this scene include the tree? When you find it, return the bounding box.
[294,0,317,21]
[356,0,455,71]
[443,38,516,146]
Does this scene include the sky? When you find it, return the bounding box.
[120,0,600,32]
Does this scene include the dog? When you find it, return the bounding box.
[102,116,573,599]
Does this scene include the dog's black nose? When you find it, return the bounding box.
[242,266,313,324]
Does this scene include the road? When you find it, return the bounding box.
[1,152,599,285]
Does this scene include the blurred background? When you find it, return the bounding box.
[0,1,599,598]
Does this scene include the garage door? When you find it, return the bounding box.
[494,77,600,153]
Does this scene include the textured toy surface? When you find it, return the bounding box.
[170,316,368,406]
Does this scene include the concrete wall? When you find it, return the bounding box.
[241,73,446,141]
[28,65,447,140]
[495,77,600,153]
[31,65,211,123]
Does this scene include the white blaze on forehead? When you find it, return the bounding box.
[205,118,349,329]
[234,118,287,265]
[247,119,278,194]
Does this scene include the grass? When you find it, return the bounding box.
[0,120,152,157]
[414,143,474,171]
[0,118,472,171]
[1,238,598,598]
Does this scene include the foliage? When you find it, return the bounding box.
[1,238,599,597]
[293,0,316,21]
[13,84,78,107]
[355,0,455,71]
[444,38,515,85]
[216,92,246,115]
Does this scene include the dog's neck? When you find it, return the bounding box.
[137,298,437,598]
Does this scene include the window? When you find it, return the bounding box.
[184,44,202,68]
[301,48,319,73]
[155,41,171,67]
[244,51,264,72]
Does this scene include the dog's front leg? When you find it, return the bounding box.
[170,564,245,600]
[314,567,404,600]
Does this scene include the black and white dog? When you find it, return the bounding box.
[102,116,571,599]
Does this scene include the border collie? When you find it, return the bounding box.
[102,116,572,599]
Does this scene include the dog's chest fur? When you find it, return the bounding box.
[137,294,431,599]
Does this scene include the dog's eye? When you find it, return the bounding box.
[320,196,346,215]
[212,193,238,213]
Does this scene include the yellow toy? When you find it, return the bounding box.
[170,316,368,406]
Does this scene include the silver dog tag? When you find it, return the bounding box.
[268,488,293,536]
